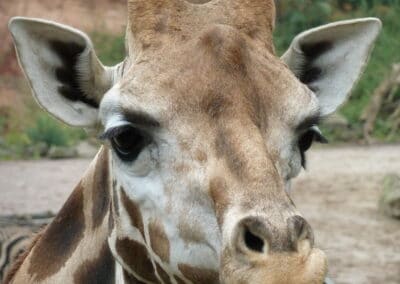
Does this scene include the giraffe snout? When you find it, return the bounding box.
[222,215,327,283]
[232,215,314,257]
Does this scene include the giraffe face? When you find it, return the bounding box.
[9,0,380,281]
[100,25,327,283]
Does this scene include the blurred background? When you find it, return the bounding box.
[0,1,399,284]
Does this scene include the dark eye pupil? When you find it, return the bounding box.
[112,127,148,161]
[298,130,315,153]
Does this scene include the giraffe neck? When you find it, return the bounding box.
[8,148,117,283]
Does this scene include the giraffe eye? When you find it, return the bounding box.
[298,128,327,168]
[110,126,150,161]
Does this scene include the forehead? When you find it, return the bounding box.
[103,25,318,129]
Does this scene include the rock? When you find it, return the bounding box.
[379,174,400,219]
[75,141,99,158]
[47,146,78,159]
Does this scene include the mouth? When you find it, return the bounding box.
[219,246,328,284]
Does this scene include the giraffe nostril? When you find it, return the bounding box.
[244,227,264,253]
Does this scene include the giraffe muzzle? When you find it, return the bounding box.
[221,214,327,284]
[233,215,314,256]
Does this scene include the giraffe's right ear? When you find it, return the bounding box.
[9,17,119,127]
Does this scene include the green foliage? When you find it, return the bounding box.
[26,113,86,147]
[91,32,125,65]
[0,113,87,160]
[275,0,333,52]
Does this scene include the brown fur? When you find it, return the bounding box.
[123,270,146,284]
[174,275,187,284]
[73,241,115,284]
[178,216,207,244]
[155,263,172,284]
[116,238,157,282]
[120,188,145,237]
[215,127,248,180]
[148,219,170,263]
[209,176,230,225]
[27,182,85,281]
[3,228,46,284]
[178,263,219,284]
[91,148,111,229]
[9,1,330,283]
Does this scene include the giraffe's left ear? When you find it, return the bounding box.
[282,18,381,116]
[9,17,121,127]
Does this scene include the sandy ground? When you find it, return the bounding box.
[0,145,399,284]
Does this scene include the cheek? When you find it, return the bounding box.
[288,148,302,178]
[112,144,158,177]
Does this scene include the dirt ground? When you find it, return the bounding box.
[0,144,399,284]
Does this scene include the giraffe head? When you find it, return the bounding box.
[9,1,380,283]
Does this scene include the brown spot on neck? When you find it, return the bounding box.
[120,188,145,237]
[73,241,115,284]
[91,148,111,229]
[155,263,172,284]
[123,270,146,284]
[116,238,157,282]
[148,219,170,263]
[178,263,219,284]
[4,228,46,283]
[174,275,187,284]
[28,182,86,281]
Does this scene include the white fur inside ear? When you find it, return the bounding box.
[282,18,382,116]
[9,17,116,127]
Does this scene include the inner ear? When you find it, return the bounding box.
[9,17,118,127]
[51,40,99,108]
[281,18,381,116]
[298,41,333,88]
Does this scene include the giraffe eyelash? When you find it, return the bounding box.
[99,124,133,141]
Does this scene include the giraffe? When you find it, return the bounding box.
[6,0,381,283]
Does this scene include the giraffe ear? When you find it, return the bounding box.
[282,18,381,116]
[9,17,119,127]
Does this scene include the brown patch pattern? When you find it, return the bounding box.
[155,263,172,284]
[116,238,157,282]
[3,228,46,283]
[178,263,219,284]
[174,275,187,284]
[148,219,170,263]
[27,183,86,281]
[91,148,111,229]
[73,241,115,284]
[120,188,145,237]
[123,270,146,284]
